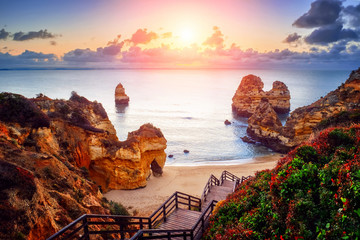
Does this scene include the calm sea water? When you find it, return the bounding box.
[0,69,350,165]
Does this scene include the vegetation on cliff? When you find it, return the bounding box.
[204,124,360,239]
[0,92,50,128]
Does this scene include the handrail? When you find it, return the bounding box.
[201,174,220,202]
[191,200,218,239]
[149,191,201,228]
[220,170,241,185]
[48,171,251,240]
[47,215,87,240]
[130,200,218,240]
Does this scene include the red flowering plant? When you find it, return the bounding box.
[203,125,360,239]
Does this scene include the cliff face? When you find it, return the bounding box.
[232,75,290,117]
[247,68,360,152]
[0,121,108,240]
[0,92,167,239]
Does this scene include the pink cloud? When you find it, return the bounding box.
[128,28,158,45]
[203,26,225,49]
[107,34,122,45]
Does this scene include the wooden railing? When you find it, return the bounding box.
[220,170,241,185]
[47,192,201,240]
[47,171,251,240]
[130,200,218,240]
[201,174,220,202]
[149,191,201,228]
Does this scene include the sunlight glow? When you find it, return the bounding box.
[180,28,194,43]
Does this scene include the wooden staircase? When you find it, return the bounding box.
[47,171,251,240]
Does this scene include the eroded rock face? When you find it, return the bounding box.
[247,68,360,152]
[0,123,109,240]
[247,98,289,152]
[90,123,167,190]
[115,83,130,105]
[0,91,167,238]
[232,75,290,117]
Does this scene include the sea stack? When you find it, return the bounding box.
[115,83,129,104]
[246,67,360,152]
[232,75,290,117]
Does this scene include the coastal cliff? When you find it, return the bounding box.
[247,68,360,152]
[232,74,290,117]
[0,91,166,239]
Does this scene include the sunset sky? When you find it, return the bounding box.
[1,0,359,69]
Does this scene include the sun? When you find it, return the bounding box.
[179,28,195,43]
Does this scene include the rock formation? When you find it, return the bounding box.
[115,83,130,104]
[232,74,290,117]
[247,68,360,152]
[0,91,167,238]
[247,98,287,152]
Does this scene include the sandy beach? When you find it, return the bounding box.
[104,153,281,216]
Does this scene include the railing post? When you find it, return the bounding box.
[140,218,143,230]
[188,195,191,210]
[82,216,90,240]
[167,232,171,240]
[201,217,204,233]
[163,205,167,222]
[120,223,125,239]
[175,192,178,209]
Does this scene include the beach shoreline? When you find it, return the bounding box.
[104,153,282,216]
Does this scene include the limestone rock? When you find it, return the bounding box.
[247,98,287,152]
[0,91,168,238]
[246,68,360,152]
[115,83,130,105]
[232,75,290,117]
[90,123,167,191]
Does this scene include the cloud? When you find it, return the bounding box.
[13,29,57,41]
[293,0,342,28]
[291,0,360,46]
[107,34,121,45]
[128,28,158,45]
[101,41,124,56]
[203,26,224,49]
[63,42,124,62]
[344,3,360,28]
[304,22,358,44]
[162,32,172,38]
[283,33,302,43]
[17,50,58,60]
[0,29,10,40]
[0,50,59,68]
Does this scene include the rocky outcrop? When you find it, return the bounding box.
[232,75,290,117]
[247,68,360,152]
[0,91,167,239]
[90,123,167,190]
[247,98,289,152]
[115,83,130,104]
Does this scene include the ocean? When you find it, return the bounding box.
[0,69,350,165]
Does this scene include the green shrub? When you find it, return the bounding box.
[109,201,129,216]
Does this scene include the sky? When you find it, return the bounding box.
[0,0,359,69]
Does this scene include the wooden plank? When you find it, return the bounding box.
[158,209,201,230]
